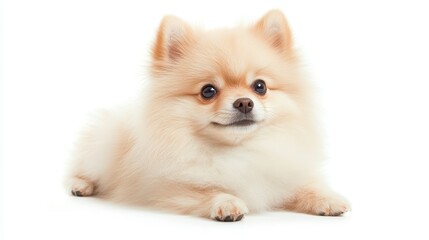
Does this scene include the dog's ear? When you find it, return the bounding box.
[254,10,293,53]
[152,15,194,62]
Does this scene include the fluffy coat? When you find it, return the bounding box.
[68,10,350,221]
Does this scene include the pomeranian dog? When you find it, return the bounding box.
[68,10,350,221]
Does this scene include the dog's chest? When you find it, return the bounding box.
[208,146,299,211]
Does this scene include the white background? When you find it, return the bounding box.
[2,0,429,239]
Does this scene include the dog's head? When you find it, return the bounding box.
[148,10,308,145]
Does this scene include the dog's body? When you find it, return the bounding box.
[68,10,350,221]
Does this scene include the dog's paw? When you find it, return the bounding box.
[70,177,94,197]
[286,189,350,216]
[313,193,350,216]
[210,194,249,222]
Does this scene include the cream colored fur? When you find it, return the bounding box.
[68,10,350,221]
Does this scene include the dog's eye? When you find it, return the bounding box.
[201,84,217,99]
[252,79,267,95]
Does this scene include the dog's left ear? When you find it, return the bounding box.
[254,10,293,54]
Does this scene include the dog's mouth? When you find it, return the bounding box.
[211,119,256,127]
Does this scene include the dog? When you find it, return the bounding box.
[68,10,350,222]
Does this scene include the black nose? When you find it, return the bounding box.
[233,98,254,113]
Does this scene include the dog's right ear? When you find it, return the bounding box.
[152,15,193,63]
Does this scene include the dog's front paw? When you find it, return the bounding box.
[313,193,350,216]
[286,188,350,216]
[210,194,249,222]
[69,177,94,197]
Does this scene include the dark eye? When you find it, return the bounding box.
[201,84,217,99]
[252,79,267,95]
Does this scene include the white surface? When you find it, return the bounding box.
[2,0,429,239]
